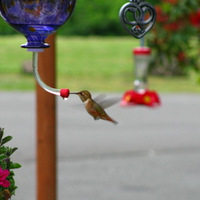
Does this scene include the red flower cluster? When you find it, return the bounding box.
[189,9,200,28]
[155,6,168,23]
[121,90,161,107]
[155,5,185,31]
[156,1,200,30]
[0,167,10,188]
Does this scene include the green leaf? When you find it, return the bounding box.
[10,163,21,169]
[0,128,4,144]
[1,136,12,146]
[0,154,7,160]
[11,147,18,155]
[0,162,7,170]
[0,147,7,154]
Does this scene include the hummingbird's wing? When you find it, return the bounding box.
[97,97,120,109]
[94,93,120,109]
[72,93,119,110]
[93,94,107,102]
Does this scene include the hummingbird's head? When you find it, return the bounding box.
[71,90,92,102]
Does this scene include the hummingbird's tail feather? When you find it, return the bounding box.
[93,115,117,124]
[99,97,120,109]
[110,119,118,125]
[102,115,118,125]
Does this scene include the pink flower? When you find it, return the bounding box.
[0,167,10,188]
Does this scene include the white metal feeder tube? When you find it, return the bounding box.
[32,51,60,96]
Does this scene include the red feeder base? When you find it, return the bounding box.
[121,89,161,107]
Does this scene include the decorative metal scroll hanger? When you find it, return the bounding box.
[119,0,156,39]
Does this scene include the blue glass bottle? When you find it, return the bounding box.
[0,0,76,48]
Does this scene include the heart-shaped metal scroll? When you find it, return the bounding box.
[119,0,156,39]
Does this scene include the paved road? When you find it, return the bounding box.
[0,92,200,200]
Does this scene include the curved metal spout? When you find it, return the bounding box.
[32,52,70,99]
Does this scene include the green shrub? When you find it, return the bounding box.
[58,0,127,36]
[146,0,200,76]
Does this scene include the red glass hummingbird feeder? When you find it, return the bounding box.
[119,0,160,107]
[120,46,161,107]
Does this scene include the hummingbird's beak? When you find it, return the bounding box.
[70,92,79,94]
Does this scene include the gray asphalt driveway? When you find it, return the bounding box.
[0,92,200,200]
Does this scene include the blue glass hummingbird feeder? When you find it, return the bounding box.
[0,0,76,98]
[0,0,76,49]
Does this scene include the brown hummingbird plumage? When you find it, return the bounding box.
[70,90,118,124]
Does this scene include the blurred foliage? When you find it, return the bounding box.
[0,19,16,35]
[0,0,130,36]
[58,0,127,36]
[0,0,157,36]
[146,0,200,76]
[0,0,199,77]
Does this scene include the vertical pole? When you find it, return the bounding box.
[36,34,57,200]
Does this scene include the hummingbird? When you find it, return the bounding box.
[70,90,118,124]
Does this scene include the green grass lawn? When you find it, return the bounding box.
[0,35,199,93]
